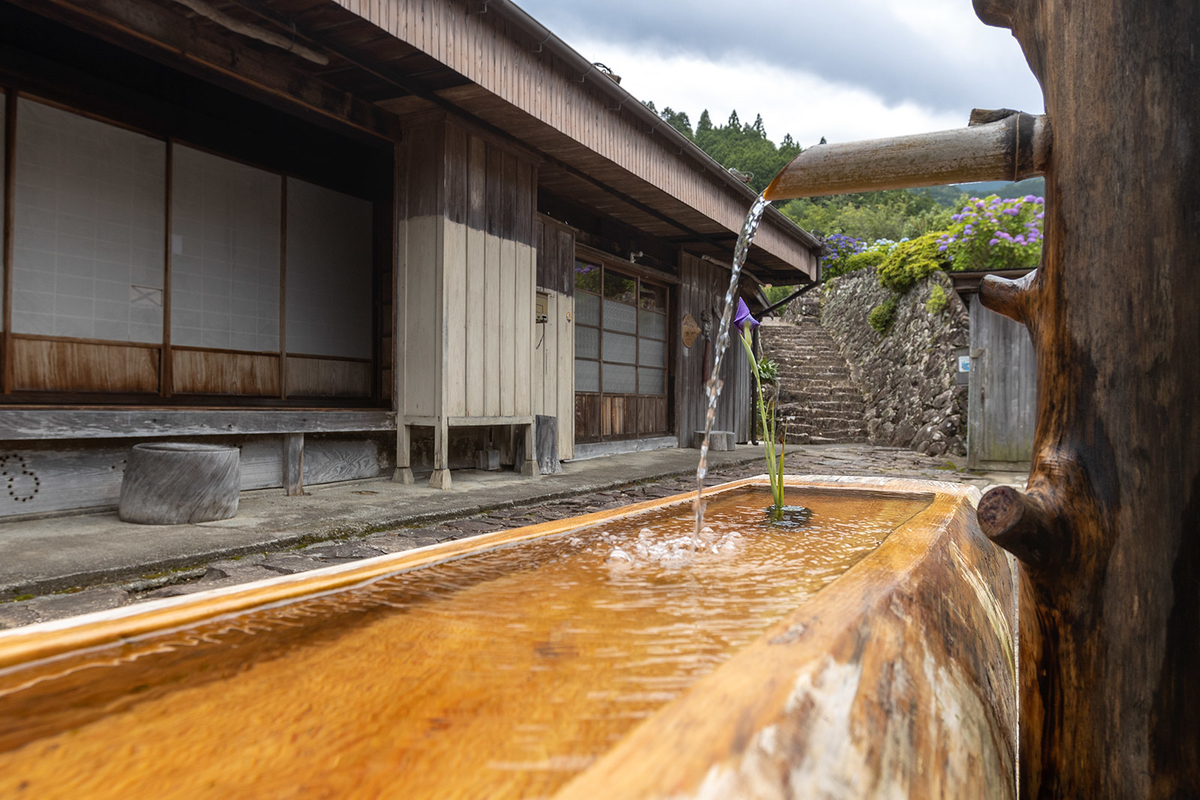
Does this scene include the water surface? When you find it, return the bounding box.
[0,486,927,799]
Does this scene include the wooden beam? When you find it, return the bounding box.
[6,0,402,142]
[2,89,14,396]
[0,409,395,440]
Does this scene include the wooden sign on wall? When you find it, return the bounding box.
[681,313,701,349]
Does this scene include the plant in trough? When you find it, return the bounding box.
[734,299,786,513]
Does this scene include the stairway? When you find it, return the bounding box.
[758,319,869,444]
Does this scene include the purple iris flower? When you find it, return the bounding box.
[734,298,760,332]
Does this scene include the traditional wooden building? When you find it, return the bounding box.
[0,0,818,516]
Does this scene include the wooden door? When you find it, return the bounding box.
[967,297,1036,466]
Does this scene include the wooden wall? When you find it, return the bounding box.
[532,216,575,459]
[0,434,393,519]
[536,216,575,296]
[397,116,538,422]
[967,298,1037,466]
[676,253,752,446]
[341,0,815,276]
[532,290,574,460]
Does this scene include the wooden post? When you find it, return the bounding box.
[282,433,303,497]
[393,423,414,484]
[520,421,538,477]
[429,419,451,489]
[971,1,1200,795]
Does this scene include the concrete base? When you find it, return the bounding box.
[392,467,415,485]
[571,436,678,462]
[428,469,453,490]
[475,449,501,471]
[693,430,736,451]
[521,459,540,477]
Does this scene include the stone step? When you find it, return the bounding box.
[759,320,869,444]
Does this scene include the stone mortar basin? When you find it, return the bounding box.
[0,476,1016,798]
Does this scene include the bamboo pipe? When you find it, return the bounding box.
[764,110,1051,201]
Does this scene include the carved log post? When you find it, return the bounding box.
[974,1,1200,795]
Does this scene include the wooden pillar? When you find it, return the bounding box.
[392,423,414,484]
[282,433,304,496]
[971,0,1200,795]
[520,421,539,477]
[429,419,451,489]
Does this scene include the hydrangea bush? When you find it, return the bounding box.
[820,233,866,279]
[936,194,1044,272]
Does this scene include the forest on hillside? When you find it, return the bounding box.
[643,100,1044,244]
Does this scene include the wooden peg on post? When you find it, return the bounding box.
[977,485,1060,568]
[979,270,1037,325]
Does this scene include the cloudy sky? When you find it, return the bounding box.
[514,0,1045,147]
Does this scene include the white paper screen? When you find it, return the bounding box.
[171,145,280,351]
[285,179,372,359]
[12,99,166,342]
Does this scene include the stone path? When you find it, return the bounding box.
[0,445,1023,631]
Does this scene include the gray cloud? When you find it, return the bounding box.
[515,0,1043,116]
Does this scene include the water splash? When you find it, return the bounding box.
[693,194,771,547]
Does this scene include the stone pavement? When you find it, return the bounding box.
[0,444,1026,630]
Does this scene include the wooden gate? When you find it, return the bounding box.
[967,298,1037,467]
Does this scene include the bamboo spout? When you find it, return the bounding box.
[764,111,1050,201]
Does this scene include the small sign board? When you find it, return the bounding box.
[955,348,971,386]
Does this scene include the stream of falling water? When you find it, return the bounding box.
[693,193,771,546]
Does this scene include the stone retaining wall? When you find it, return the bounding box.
[819,270,969,456]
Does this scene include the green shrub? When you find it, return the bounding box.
[842,248,887,275]
[876,233,950,293]
[925,284,948,315]
[868,296,899,335]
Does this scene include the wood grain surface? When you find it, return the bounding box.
[972,1,1200,795]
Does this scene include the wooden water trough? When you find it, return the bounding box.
[0,476,1016,798]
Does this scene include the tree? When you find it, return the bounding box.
[972,0,1200,795]
[752,113,766,138]
[659,106,693,139]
